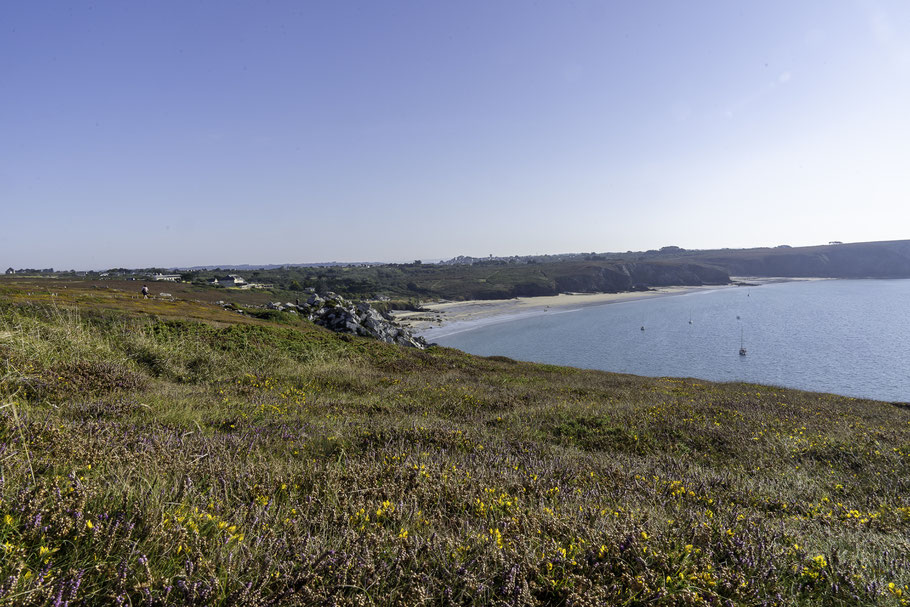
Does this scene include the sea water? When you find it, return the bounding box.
[427,279,910,402]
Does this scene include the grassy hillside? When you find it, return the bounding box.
[0,283,908,606]
[181,260,728,302]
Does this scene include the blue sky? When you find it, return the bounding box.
[2,1,909,269]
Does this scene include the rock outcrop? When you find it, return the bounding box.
[263,293,427,348]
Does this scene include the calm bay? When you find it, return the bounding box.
[427,279,910,402]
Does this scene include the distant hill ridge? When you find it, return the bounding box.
[13,239,905,301]
[668,239,910,278]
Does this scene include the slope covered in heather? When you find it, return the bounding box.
[0,282,908,606]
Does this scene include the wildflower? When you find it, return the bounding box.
[86,520,93,529]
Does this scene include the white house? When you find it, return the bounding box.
[153,273,181,282]
[211,275,246,287]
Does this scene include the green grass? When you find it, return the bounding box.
[0,285,908,606]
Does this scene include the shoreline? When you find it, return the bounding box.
[392,277,822,340]
[393,284,727,340]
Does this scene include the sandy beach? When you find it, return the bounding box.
[391,277,819,339]
[392,284,731,338]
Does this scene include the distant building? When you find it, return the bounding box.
[240,282,274,290]
[211,275,246,287]
[828,241,843,245]
[153,273,181,282]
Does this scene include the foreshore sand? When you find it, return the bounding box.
[392,277,818,339]
[392,285,726,338]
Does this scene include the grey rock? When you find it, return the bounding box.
[292,291,426,349]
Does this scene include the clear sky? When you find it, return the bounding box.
[2,1,909,269]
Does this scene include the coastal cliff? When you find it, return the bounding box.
[550,261,729,294]
[304,260,733,301]
[668,239,910,278]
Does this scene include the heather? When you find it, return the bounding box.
[0,286,908,606]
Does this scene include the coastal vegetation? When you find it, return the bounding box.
[208,239,910,300]
[168,259,729,302]
[9,240,910,306]
[1,281,909,605]
[19,259,728,303]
